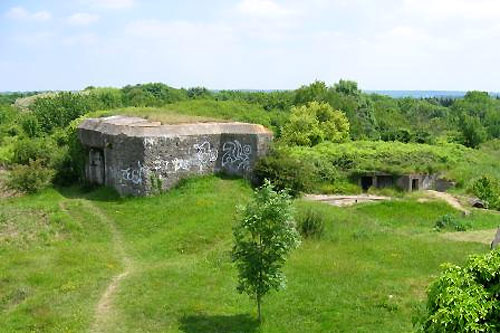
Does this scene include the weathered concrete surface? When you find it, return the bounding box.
[303,194,391,207]
[78,116,273,196]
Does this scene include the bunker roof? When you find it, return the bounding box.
[79,116,272,139]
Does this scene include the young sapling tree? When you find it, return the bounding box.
[232,180,301,323]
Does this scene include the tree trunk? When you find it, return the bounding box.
[257,294,262,323]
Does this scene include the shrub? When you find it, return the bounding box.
[253,148,315,197]
[6,160,55,193]
[281,102,350,146]
[298,209,325,239]
[433,214,470,232]
[19,113,42,138]
[471,176,500,210]
[417,250,500,332]
[11,137,56,166]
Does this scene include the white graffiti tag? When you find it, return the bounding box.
[222,140,252,171]
[193,141,218,171]
[172,158,191,172]
[121,161,146,185]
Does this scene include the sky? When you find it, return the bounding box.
[1,0,500,92]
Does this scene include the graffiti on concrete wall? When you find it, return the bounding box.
[121,161,147,185]
[222,140,252,171]
[120,141,219,184]
[194,141,218,171]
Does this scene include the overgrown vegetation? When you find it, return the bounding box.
[433,214,471,232]
[297,208,326,239]
[471,176,500,210]
[1,80,500,195]
[417,249,500,332]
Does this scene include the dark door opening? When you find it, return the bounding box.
[411,178,419,191]
[361,176,373,191]
[88,148,105,185]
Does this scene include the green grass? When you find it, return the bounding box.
[2,176,500,332]
[104,100,277,129]
[0,189,119,332]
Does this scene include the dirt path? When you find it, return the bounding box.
[78,200,133,333]
[424,190,470,215]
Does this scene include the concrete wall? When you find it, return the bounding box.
[78,116,272,196]
[359,173,439,192]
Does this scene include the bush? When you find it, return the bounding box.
[417,249,500,332]
[298,209,325,239]
[11,137,56,166]
[471,176,500,210]
[19,113,42,138]
[281,102,350,146]
[6,160,55,193]
[433,214,470,232]
[253,148,315,197]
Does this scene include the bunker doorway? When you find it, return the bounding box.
[411,178,419,191]
[88,148,105,185]
[361,176,373,191]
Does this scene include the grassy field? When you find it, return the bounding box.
[1,176,500,332]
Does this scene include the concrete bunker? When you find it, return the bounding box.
[358,173,439,192]
[78,116,273,196]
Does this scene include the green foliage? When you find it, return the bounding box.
[294,81,329,105]
[19,113,42,138]
[418,249,500,332]
[298,208,325,239]
[333,79,360,97]
[433,214,470,232]
[11,137,57,166]
[121,83,187,107]
[232,180,301,321]
[288,141,468,176]
[30,92,95,133]
[214,90,294,112]
[471,176,500,210]
[186,86,212,99]
[253,148,315,197]
[460,114,488,148]
[281,102,349,146]
[6,159,55,193]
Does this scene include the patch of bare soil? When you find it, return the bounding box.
[304,194,391,207]
[424,190,470,215]
[80,200,133,333]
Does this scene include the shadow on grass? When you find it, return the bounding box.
[179,314,259,333]
[56,184,122,202]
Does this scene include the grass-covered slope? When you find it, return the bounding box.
[286,139,500,190]
[105,100,280,129]
[2,176,500,332]
[0,189,119,331]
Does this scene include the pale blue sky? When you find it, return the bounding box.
[1,0,499,91]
